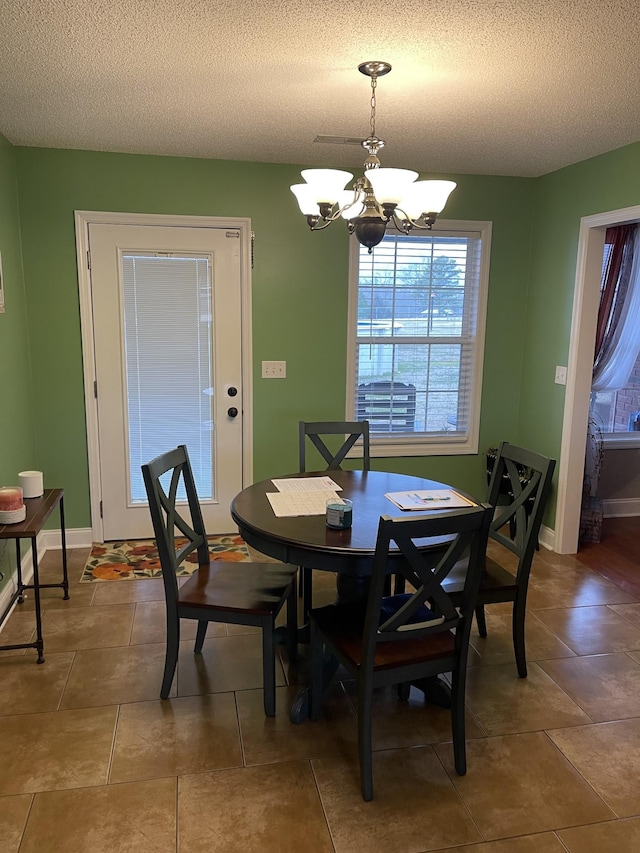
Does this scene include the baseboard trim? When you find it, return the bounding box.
[602,497,640,518]
[41,527,93,550]
[538,523,555,552]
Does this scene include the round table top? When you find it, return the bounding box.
[231,469,458,576]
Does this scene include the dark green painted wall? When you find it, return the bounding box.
[0,134,36,590]
[521,140,640,519]
[13,148,535,529]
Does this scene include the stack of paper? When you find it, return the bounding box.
[267,476,344,517]
[384,489,475,511]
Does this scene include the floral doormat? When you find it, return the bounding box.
[79,534,251,582]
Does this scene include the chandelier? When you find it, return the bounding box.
[291,62,456,252]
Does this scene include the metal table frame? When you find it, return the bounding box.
[0,488,69,662]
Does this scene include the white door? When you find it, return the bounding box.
[89,222,245,540]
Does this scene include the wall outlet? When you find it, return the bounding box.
[262,360,286,378]
[555,365,567,385]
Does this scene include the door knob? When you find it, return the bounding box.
[227,386,238,397]
[227,407,238,418]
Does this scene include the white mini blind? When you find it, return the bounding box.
[122,254,214,502]
[353,230,484,447]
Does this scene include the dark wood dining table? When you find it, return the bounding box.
[231,469,456,597]
[231,469,467,721]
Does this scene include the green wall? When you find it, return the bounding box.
[0,134,36,589]
[14,146,534,530]
[520,140,640,520]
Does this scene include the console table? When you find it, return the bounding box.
[0,488,69,662]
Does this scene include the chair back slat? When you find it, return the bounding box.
[361,505,492,668]
[141,445,210,605]
[299,421,370,472]
[486,441,556,573]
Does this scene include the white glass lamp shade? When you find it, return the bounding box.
[398,180,457,217]
[291,184,321,216]
[338,189,365,220]
[364,168,418,204]
[299,169,354,204]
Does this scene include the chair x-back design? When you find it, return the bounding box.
[309,503,492,800]
[142,445,298,716]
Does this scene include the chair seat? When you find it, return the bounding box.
[444,556,518,598]
[178,562,296,615]
[311,603,455,671]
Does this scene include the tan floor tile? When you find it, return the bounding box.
[548,718,640,817]
[60,643,173,709]
[539,653,640,722]
[0,793,33,853]
[558,817,640,852]
[0,652,74,715]
[434,731,614,840]
[469,611,575,666]
[176,633,285,698]
[313,746,482,852]
[436,833,567,853]
[343,682,487,749]
[528,566,634,607]
[608,602,640,628]
[238,683,357,765]
[465,662,593,735]
[534,605,640,655]
[110,692,241,783]
[19,778,176,853]
[0,706,117,795]
[179,762,334,852]
[90,577,165,604]
[0,609,35,658]
[39,604,134,652]
[129,599,221,645]
[17,580,96,611]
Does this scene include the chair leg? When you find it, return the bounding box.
[397,682,410,701]
[194,620,208,653]
[475,603,487,637]
[512,596,528,678]
[309,623,324,722]
[161,614,180,699]
[262,619,277,717]
[450,669,467,776]
[358,682,374,801]
[285,577,299,662]
[302,567,313,616]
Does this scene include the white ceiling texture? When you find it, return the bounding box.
[1,0,640,177]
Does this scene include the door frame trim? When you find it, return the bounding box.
[75,210,254,542]
[555,203,640,553]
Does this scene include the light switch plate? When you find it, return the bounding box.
[262,360,286,378]
[555,365,567,385]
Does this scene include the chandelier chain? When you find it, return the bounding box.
[369,74,377,139]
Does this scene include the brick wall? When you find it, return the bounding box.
[614,351,640,430]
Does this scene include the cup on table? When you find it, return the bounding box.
[326,498,353,529]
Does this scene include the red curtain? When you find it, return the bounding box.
[594,225,634,359]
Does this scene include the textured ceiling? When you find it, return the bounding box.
[1,0,640,177]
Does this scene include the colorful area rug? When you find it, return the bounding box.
[79,534,251,582]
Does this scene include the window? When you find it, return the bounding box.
[347,221,491,456]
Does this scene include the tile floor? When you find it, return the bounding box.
[1,526,640,852]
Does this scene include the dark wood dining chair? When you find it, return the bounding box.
[298,420,370,613]
[309,504,493,801]
[141,445,298,716]
[444,441,556,677]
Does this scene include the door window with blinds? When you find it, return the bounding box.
[348,223,491,455]
[122,253,214,501]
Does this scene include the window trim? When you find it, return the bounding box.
[345,219,492,457]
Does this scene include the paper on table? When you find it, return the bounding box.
[266,490,344,517]
[271,476,342,493]
[384,489,476,511]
